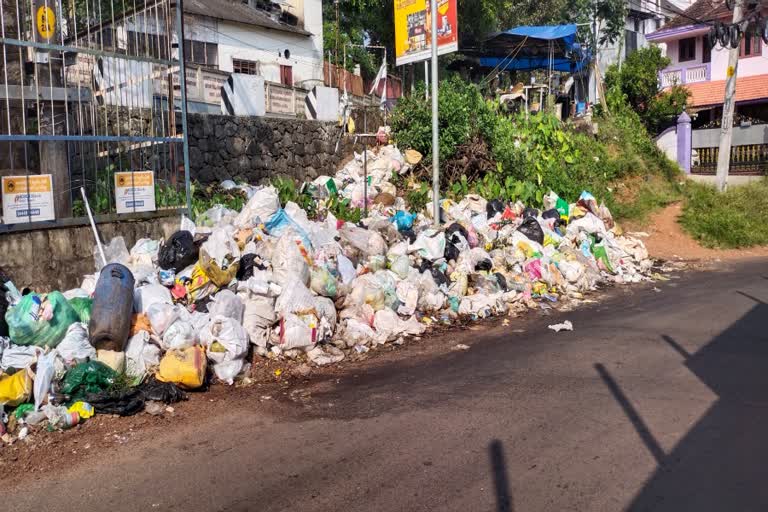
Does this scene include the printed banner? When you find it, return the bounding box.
[2,175,55,223]
[394,0,458,67]
[114,171,156,214]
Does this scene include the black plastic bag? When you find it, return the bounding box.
[236,253,266,281]
[554,218,568,236]
[430,268,450,287]
[444,243,460,262]
[0,266,10,337]
[400,228,417,244]
[523,207,540,219]
[139,378,188,404]
[85,388,145,416]
[542,208,560,220]
[517,217,544,245]
[475,259,493,272]
[446,223,469,243]
[486,199,505,217]
[158,231,199,272]
[494,272,509,292]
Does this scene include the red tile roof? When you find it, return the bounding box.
[663,0,767,30]
[680,74,768,107]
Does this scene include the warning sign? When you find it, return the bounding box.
[2,175,55,223]
[114,171,156,214]
[35,1,57,42]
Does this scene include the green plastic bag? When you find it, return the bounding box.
[61,361,118,400]
[556,198,570,220]
[69,297,93,324]
[5,292,80,347]
[592,243,615,274]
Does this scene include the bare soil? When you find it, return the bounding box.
[626,202,768,262]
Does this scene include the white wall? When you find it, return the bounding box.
[659,33,767,81]
[655,126,678,162]
[215,19,323,86]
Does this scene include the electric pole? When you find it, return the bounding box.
[430,0,439,226]
[715,0,745,192]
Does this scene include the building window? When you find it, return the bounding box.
[678,37,696,62]
[233,58,259,75]
[702,36,711,63]
[128,31,169,59]
[655,19,661,30]
[184,39,218,68]
[740,34,762,58]
[280,64,293,86]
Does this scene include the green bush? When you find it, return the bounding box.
[680,180,768,248]
[391,76,489,163]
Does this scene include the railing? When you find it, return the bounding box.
[660,63,710,87]
[693,144,768,175]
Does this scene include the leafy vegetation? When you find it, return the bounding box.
[604,46,690,134]
[680,180,768,248]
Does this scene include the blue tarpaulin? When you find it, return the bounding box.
[479,24,589,73]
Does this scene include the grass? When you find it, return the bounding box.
[610,174,684,223]
[679,179,768,248]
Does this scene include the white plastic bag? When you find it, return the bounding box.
[241,294,276,347]
[337,254,357,285]
[340,225,387,257]
[0,337,43,371]
[271,234,310,287]
[200,316,249,385]
[274,313,318,350]
[134,284,172,314]
[409,230,446,260]
[162,320,197,350]
[95,236,130,272]
[146,302,181,336]
[275,279,317,317]
[56,323,95,364]
[125,331,161,378]
[234,186,280,228]
[396,280,419,317]
[33,350,58,411]
[208,290,245,323]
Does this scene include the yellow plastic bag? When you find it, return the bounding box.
[0,368,33,406]
[68,401,95,420]
[180,263,218,303]
[157,346,207,390]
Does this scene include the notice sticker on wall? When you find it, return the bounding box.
[114,171,156,214]
[2,175,55,224]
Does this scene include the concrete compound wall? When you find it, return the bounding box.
[0,216,178,293]
[187,113,355,184]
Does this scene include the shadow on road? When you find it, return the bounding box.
[597,290,768,511]
[489,439,514,512]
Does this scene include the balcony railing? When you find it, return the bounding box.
[660,63,710,87]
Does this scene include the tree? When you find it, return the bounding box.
[604,46,690,133]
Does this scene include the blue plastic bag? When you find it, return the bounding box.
[265,209,313,250]
[390,211,416,232]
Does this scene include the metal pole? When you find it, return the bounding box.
[363,142,368,217]
[715,0,745,192]
[430,0,439,226]
[424,59,429,100]
[175,0,192,214]
[592,4,598,107]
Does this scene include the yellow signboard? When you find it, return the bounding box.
[35,4,56,41]
[114,171,157,214]
[394,0,458,67]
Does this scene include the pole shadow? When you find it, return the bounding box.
[489,439,514,512]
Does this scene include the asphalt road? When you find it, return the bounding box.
[6,260,768,511]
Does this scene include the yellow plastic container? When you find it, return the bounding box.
[156,346,207,390]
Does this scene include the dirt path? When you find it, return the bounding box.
[626,203,768,262]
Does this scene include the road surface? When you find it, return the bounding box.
[5,260,768,511]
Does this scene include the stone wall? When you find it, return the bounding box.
[1,216,178,292]
[187,114,355,184]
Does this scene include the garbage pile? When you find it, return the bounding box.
[0,145,653,441]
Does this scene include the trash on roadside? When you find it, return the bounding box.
[548,320,574,332]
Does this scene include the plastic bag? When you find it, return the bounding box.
[208,290,245,323]
[337,254,357,285]
[271,235,310,288]
[96,349,126,373]
[340,225,387,257]
[517,217,545,245]
[178,263,218,303]
[310,266,338,298]
[134,284,172,314]
[6,292,80,347]
[409,230,446,261]
[0,337,42,371]
[0,367,33,406]
[68,297,93,324]
[234,186,280,228]
[389,255,412,280]
[158,231,199,272]
[94,236,130,272]
[196,205,238,228]
[199,230,241,287]
[125,331,161,378]
[61,361,118,400]
[275,313,319,350]
[156,346,207,390]
[162,320,197,350]
[265,209,314,250]
[391,211,416,232]
[56,323,95,364]
[200,316,249,385]
[146,303,181,336]
[242,294,276,347]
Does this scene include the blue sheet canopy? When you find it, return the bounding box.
[479,24,590,73]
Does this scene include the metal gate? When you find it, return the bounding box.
[0,0,191,231]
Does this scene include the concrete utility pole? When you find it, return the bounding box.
[715,0,745,192]
[430,0,439,226]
